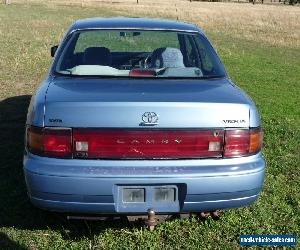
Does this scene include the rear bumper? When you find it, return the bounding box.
[23,152,265,214]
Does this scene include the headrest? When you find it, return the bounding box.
[150,47,185,68]
[83,47,112,66]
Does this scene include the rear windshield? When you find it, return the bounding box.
[55,30,226,78]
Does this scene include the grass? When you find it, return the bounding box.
[0,1,299,249]
[13,0,300,48]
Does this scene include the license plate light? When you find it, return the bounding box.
[122,188,145,203]
[154,188,176,202]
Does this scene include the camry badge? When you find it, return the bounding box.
[140,112,159,126]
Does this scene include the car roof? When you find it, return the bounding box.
[69,17,201,33]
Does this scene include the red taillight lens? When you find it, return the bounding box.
[73,129,224,159]
[224,128,263,157]
[43,129,72,157]
[26,126,72,158]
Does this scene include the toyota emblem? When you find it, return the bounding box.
[140,112,159,126]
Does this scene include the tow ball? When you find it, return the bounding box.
[145,208,158,231]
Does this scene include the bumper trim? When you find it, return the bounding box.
[30,194,259,214]
[24,152,265,178]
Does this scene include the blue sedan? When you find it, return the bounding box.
[24,18,265,217]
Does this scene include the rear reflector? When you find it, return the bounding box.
[224,128,263,157]
[73,129,224,159]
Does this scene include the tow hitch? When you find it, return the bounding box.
[145,208,158,231]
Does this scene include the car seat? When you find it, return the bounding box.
[150,47,185,68]
[83,47,112,66]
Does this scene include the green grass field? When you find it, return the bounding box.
[0,2,299,249]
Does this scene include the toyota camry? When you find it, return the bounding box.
[24,18,265,219]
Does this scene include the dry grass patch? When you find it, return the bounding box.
[13,0,300,48]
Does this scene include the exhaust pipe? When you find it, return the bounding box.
[197,210,221,221]
[197,212,210,220]
[210,210,221,220]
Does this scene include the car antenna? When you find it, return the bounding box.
[175,3,179,21]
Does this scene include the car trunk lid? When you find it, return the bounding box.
[44,77,251,128]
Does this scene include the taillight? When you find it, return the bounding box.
[73,129,224,159]
[249,128,263,154]
[224,128,263,157]
[26,126,43,155]
[26,127,262,159]
[43,129,72,157]
[26,126,72,158]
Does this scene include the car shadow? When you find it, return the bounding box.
[0,232,27,250]
[0,95,136,242]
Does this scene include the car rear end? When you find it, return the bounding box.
[24,79,265,215]
[23,18,265,215]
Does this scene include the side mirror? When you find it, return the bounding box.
[51,45,58,57]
